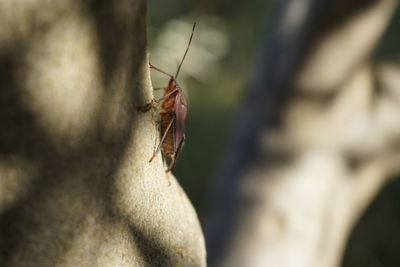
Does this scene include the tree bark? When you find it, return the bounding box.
[0,1,205,266]
[206,0,400,267]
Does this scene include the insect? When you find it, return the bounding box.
[148,22,196,172]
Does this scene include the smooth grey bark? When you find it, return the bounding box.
[0,1,205,266]
[206,0,400,267]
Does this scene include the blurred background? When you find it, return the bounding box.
[148,1,400,266]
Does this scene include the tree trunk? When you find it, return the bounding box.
[0,1,205,266]
[206,0,400,267]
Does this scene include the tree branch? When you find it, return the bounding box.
[0,1,205,266]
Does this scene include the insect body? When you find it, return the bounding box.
[148,22,196,172]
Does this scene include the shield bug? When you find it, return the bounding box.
[148,22,196,172]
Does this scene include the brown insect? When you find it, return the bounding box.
[148,22,196,172]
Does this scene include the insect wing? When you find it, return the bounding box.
[174,93,187,152]
[174,135,185,160]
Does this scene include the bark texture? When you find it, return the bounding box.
[0,1,205,266]
[206,0,400,267]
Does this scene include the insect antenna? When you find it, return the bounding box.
[174,22,196,80]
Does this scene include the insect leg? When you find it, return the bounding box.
[153,88,180,103]
[149,117,175,163]
[139,87,179,110]
[149,63,174,79]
